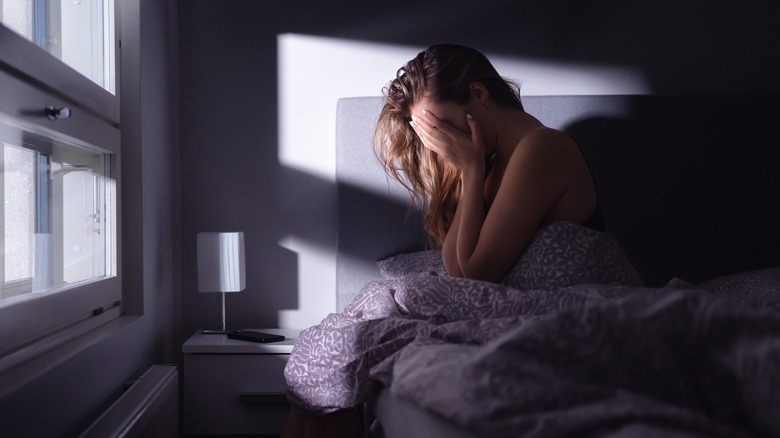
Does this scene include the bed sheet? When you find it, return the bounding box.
[285,222,780,437]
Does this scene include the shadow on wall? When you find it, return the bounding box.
[567,94,780,286]
[255,162,424,327]
[279,162,425,318]
[269,0,780,95]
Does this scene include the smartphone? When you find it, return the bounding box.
[227,330,286,343]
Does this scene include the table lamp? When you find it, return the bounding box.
[197,231,245,334]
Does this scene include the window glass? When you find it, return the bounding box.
[3,145,35,287]
[0,0,116,94]
[0,112,116,306]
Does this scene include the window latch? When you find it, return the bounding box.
[45,105,72,121]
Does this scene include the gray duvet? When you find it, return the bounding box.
[284,222,780,437]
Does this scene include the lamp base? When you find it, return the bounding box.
[201,292,231,335]
[201,329,231,335]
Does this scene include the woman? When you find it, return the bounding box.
[282,43,602,438]
[375,43,602,282]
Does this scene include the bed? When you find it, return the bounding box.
[285,94,780,437]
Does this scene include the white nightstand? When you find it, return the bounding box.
[182,328,300,436]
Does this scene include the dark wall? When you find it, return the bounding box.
[177,0,780,336]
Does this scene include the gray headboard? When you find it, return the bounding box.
[335,95,780,310]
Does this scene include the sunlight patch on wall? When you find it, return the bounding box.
[277,34,411,181]
[277,235,336,328]
[491,56,649,97]
[278,33,648,182]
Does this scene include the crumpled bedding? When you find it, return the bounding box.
[284,222,780,437]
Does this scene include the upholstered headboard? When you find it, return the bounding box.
[335,95,780,310]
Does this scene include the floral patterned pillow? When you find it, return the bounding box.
[377,249,447,279]
[502,221,645,289]
[377,221,645,289]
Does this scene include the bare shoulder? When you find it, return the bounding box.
[521,126,577,151]
[510,127,580,169]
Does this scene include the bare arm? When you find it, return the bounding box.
[442,200,464,276]
[412,111,577,282]
[411,110,485,277]
[443,129,568,281]
[453,152,488,275]
[457,129,569,281]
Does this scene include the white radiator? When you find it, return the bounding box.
[80,365,179,438]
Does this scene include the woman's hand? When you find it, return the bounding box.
[410,110,485,173]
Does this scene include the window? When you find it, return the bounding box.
[0,0,119,364]
[1,0,116,94]
[0,113,117,298]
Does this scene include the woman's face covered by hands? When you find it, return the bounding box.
[409,96,486,172]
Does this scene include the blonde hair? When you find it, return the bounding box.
[373,44,522,247]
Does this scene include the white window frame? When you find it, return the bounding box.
[0,8,121,369]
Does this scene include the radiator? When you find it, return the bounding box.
[80,365,179,438]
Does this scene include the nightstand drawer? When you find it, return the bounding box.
[183,353,291,435]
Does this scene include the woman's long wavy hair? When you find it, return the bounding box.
[373,44,523,247]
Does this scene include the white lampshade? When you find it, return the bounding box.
[197,232,246,293]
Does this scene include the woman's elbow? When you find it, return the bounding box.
[449,253,507,282]
[444,259,463,277]
[459,265,503,284]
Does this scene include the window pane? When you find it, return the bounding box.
[3,145,35,284]
[0,113,116,305]
[0,0,116,94]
